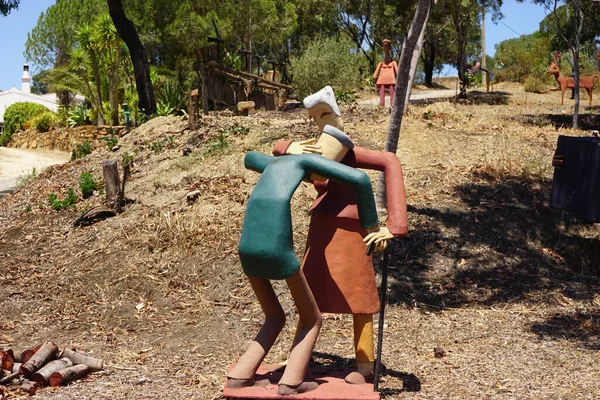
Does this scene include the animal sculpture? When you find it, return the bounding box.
[547,60,600,106]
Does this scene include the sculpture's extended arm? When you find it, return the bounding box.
[300,154,379,230]
[244,151,276,173]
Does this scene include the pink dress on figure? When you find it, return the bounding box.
[373,60,398,107]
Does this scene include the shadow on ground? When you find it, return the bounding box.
[530,312,600,350]
[311,351,421,394]
[374,169,599,310]
[512,111,600,130]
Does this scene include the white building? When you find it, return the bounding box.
[0,64,59,132]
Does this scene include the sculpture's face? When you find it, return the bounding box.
[548,61,559,75]
[307,103,344,132]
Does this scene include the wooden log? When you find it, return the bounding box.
[103,160,121,211]
[49,364,89,387]
[72,206,116,227]
[12,363,22,373]
[1,351,14,372]
[19,350,35,364]
[0,370,21,385]
[0,369,7,378]
[20,341,58,378]
[20,379,38,395]
[31,358,72,386]
[60,348,104,372]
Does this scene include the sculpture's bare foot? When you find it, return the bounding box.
[277,381,318,395]
[344,371,374,385]
[226,377,271,388]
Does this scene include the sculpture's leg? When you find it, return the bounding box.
[587,87,593,106]
[278,270,322,395]
[389,85,395,108]
[379,85,386,107]
[561,88,565,105]
[227,277,286,387]
[345,314,375,384]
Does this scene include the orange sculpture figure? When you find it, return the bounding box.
[373,39,398,107]
[547,60,600,106]
[273,86,408,385]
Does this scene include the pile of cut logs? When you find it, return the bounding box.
[0,341,103,396]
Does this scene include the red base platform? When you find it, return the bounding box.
[223,363,380,400]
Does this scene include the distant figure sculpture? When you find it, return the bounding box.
[227,125,384,395]
[547,60,599,106]
[373,39,398,107]
[272,86,408,385]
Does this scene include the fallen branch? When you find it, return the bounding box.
[49,364,89,387]
[0,370,21,385]
[72,206,117,227]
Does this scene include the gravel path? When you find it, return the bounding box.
[359,89,458,106]
[0,147,70,195]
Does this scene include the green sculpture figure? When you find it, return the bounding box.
[226,125,384,395]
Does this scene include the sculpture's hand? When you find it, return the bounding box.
[286,138,322,155]
[364,226,396,253]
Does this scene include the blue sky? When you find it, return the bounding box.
[0,0,550,90]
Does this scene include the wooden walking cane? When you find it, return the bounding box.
[372,245,390,392]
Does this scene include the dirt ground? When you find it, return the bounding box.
[1,82,599,399]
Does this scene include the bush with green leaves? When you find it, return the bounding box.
[155,81,186,117]
[71,141,93,160]
[68,103,91,127]
[523,76,548,93]
[104,133,118,150]
[291,36,368,98]
[49,188,78,211]
[28,111,59,132]
[79,172,98,198]
[1,102,49,146]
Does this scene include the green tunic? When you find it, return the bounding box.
[238,152,379,280]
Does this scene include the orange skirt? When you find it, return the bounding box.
[301,213,380,314]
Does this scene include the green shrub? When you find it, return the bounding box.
[335,90,357,105]
[291,36,368,98]
[79,172,98,199]
[523,76,548,93]
[49,188,78,211]
[29,111,59,132]
[104,133,118,150]
[71,141,93,160]
[1,102,49,146]
[68,103,91,127]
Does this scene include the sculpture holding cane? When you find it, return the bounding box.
[225,86,408,397]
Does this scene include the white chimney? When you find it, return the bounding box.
[21,63,31,94]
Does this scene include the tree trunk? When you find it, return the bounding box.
[107,0,156,117]
[572,0,583,129]
[424,40,436,86]
[403,10,432,114]
[376,0,435,209]
[49,365,90,387]
[103,160,121,211]
[90,51,105,126]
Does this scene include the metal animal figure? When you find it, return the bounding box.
[547,60,600,106]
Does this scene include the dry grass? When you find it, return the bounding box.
[1,83,599,399]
